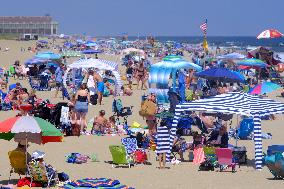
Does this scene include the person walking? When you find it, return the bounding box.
[74,84,90,135]
[156,120,170,169]
[54,64,64,98]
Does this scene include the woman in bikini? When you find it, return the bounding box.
[135,62,147,90]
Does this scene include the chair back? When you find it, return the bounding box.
[215,148,233,165]
[28,161,48,183]
[121,137,137,154]
[109,145,128,164]
[203,146,216,156]
[8,150,26,174]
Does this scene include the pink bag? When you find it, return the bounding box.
[193,145,205,165]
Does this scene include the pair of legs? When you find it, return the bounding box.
[76,112,87,132]
[146,119,157,140]
[136,76,145,90]
[54,82,62,98]
[158,153,166,169]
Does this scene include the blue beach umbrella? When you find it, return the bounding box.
[37,40,48,44]
[81,49,102,54]
[25,58,47,65]
[195,67,245,82]
[35,52,61,60]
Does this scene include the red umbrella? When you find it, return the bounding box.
[257,29,283,39]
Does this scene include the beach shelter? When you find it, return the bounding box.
[168,92,284,169]
[64,58,121,94]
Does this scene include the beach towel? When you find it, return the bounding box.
[59,178,134,189]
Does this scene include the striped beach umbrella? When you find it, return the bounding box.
[237,58,268,68]
[0,116,63,144]
[257,29,283,39]
[249,82,281,95]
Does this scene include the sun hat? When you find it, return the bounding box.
[32,150,45,159]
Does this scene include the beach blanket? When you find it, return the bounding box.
[59,178,134,189]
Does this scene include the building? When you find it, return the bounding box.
[0,16,58,36]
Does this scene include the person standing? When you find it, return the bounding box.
[74,84,90,135]
[87,70,97,105]
[126,62,134,89]
[93,69,104,105]
[54,64,64,98]
[156,120,170,169]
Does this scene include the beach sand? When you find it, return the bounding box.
[0,40,284,189]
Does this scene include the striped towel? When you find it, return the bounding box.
[59,178,134,189]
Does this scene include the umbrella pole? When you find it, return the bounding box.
[236,115,238,147]
[25,133,28,176]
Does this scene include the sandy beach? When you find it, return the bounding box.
[0,39,284,189]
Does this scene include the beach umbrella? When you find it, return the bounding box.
[81,49,102,54]
[248,82,281,95]
[195,67,245,82]
[237,58,268,68]
[47,62,59,68]
[24,58,47,65]
[257,29,283,39]
[85,41,97,47]
[163,55,183,61]
[217,53,246,60]
[0,116,63,144]
[37,40,48,44]
[35,52,61,60]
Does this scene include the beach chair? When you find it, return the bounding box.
[121,137,138,154]
[28,160,57,187]
[215,148,237,172]
[109,145,134,168]
[8,150,26,183]
[203,146,217,165]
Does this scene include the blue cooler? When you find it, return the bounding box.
[267,145,284,156]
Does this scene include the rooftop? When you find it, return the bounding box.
[0,16,55,23]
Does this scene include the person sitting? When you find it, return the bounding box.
[172,130,190,161]
[206,125,229,148]
[92,110,108,135]
[31,151,57,180]
[121,86,133,96]
[106,116,117,134]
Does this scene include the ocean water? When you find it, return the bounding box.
[129,36,284,52]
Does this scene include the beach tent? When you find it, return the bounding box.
[64,58,121,94]
[168,92,284,170]
[149,58,201,103]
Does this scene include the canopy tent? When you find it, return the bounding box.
[168,92,284,170]
[61,51,82,57]
[64,58,122,94]
[121,48,145,56]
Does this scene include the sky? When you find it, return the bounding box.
[0,0,283,36]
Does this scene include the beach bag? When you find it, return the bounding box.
[75,154,89,164]
[199,159,214,171]
[90,94,98,105]
[139,99,157,117]
[134,150,147,163]
[58,172,69,182]
[112,99,123,113]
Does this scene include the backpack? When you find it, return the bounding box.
[139,99,157,117]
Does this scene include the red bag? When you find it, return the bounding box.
[17,177,42,187]
[134,150,147,163]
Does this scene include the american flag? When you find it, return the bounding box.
[200,19,207,34]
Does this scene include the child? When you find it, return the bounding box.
[156,120,170,169]
[92,110,107,135]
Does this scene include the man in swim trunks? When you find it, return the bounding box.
[93,69,104,105]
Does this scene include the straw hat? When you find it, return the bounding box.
[32,150,45,159]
